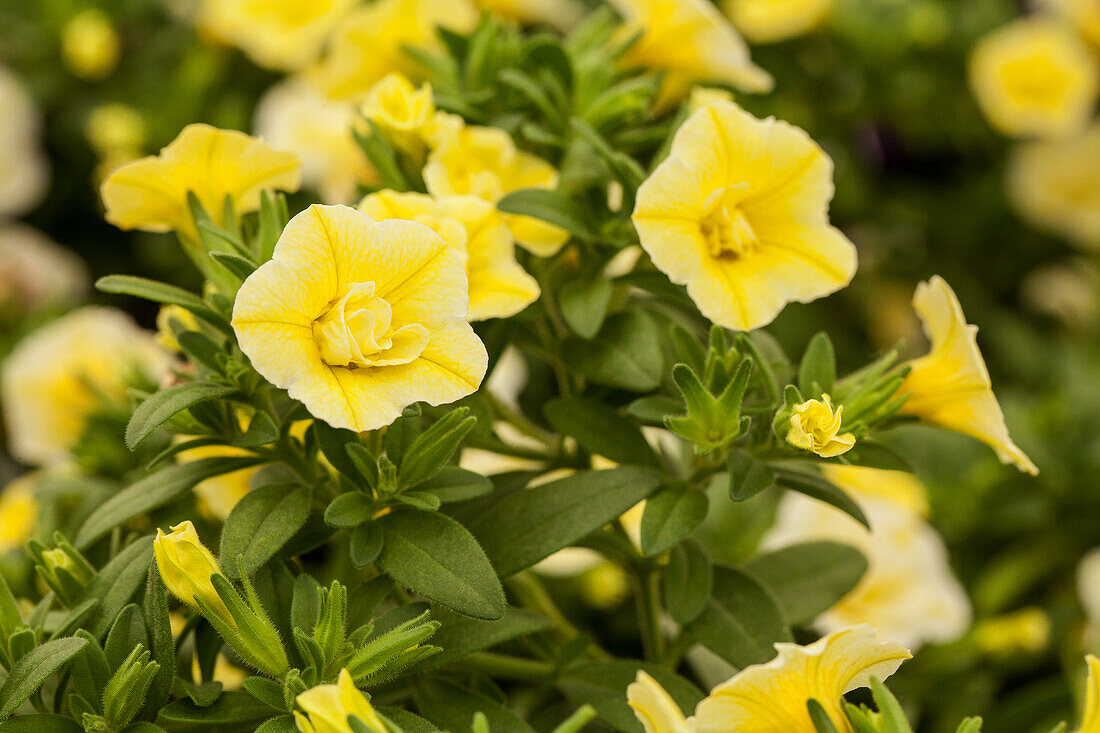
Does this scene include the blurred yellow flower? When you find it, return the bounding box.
[101,123,301,240]
[233,204,487,432]
[156,304,201,352]
[969,18,1098,139]
[0,66,50,219]
[178,444,259,521]
[0,473,39,554]
[971,608,1050,656]
[723,0,833,44]
[608,0,772,105]
[310,0,478,100]
[361,73,436,156]
[154,521,233,626]
[1008,124,1100,248]
[898,276,1038,475]
[821,464,929,517]
[628,625,910,733]
[254,79,375,205]
[1,307,171,466]
[358,190,540,320]
[86,104,146,158]
[61,9,120,80]
[787,394,855,457]
[0,226,88,309]
[199,0,356,71]
[475,0,586,29]
[633,101,856,331]
[1080,655,1100,733]
[1041,0,1100,48]
[424,117,569,256]
[295,669,385,733]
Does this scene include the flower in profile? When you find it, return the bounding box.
[1,307,171,466]
[475,0,586,29]
[0,66,50,219]
[633,100,856,331]
[60,9,119,80]
[1008,124,1100,248]
[154,521,234,627]
[233,204,487,432]
[627,625,910,733]
[0,473,39,554]
[101,123,300,240]
[295,669,385,733]
[359,190,539,320]
[723,0,833,44]
[969,18,1098,139]
[898,276,1038,475]
[254,79,374,205]
[424,117,569,256]
[360,73,436,156]
[608,0,772,105]
[786,395,855,457]
[198,0,356,71]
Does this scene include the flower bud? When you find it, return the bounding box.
[786,394,856,458]
[294,669,386,733]
[153,521,234,628]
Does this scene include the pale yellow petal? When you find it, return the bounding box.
[1082,655,1100,733]
[627,672,690,733]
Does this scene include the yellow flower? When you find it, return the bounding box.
[358,190,540,320]
[423,116,570,256]
[310,0,478,100]
[0,473,39,554]
[608,0,772,105]
[101,123,300,240]
[786,394,855,457]
[474,0,586,29]
[178,444,259,521]
[254,79,375,205]
[723,0,833,44]
[1,307,172,466]
[898,276,1038,475]
[154,521,234,627]
[232,204,487,432]
[628,625,911,733]
[86,103,146,158]
[1008,124,1100,248]
[156,304,201,352]
[633,100,856,331]
[969,18,1098,139]
[360,73,436,156]
[295,669,386,733]
[1041,0,1100,48]
[970,608,1050,656]
[0,66,50,219]
[199,0,356,71]
[61,9,120,80]
[0,226,88,309]
[821,464,929,517]
[1079,656,1100,733]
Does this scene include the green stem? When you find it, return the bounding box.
[636,566,664,663]
[457,652,555,680]
[506,573,610,659]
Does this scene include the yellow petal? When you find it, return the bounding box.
[199,0,356,71]
[1082,655,1100,733]
[627,672,690,733]
[723,0,833,44]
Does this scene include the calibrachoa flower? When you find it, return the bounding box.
[295,669,385,733]
[786,394,855,457]
[0,473,38,554]
[723,0,833,44]
[358,190,540,320]
[628,625,911,733]
[360,73,436,156]
[1,306,171,466]
[608,0,772,105]
[969,17,1098,139]
[0,66,50,219]
[1041,0,1100,48]
[1008,124,1100,248]
[897,276,1038,475]
[154,521,234,627]
[633,100,856,331]
[101,123,301,241]
[198,0,357,72]
[475,0,585,29]
[232,204,488,432]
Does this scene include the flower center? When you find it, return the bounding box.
[312,282,429,369]
[700,184,757,258]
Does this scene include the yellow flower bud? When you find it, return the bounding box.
[41,548,90,583]
[360,73,435,155]
[786,394,855,458]
[294,669,385,733]
[0,474,38,554]
[153,521,234,628]
[61,9,120,81]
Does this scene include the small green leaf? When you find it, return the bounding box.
[209,251,257,280]
[126,383,237,449]
[220,484,312,579]
[325,492,375,529]
[639,486,708,556]
[564,312,663,392]
[684,566,792,668]
[808,699,841,733]
[743,541,868,626]
[664,540,712,624]
[799,333,836,397]
[544,397,657,466]
[0,637,88,718]
[350,523,384,568]
[400,410,477,488]
[728,450,775,502]
[497,188,593,242]
[560,277,612,339]
[95,276,227,332]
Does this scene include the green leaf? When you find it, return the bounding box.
[236,412,280,448]
[126,383,237,449]
[837,441,912,472]
[742,541,868,626]
[544,397,657,466]
[557,661,703,733]
[0,637,88,718]
[209,251,257,281]
[377,511,505,620]
[684,566,792,668]
[324,492,375,529]
[85,536,154,638]
[104,604,146,670]
[466,467,661,576]
[808,699,841,733]
[400,410,477,488]
[799,333,836,397]
[497,188,593,242]
[157,691,275,729]
[728,450,776,502]
[416,467,493,503]
[418,606,551,671]
[377,708,440,733]
[414,679,534,733]
[560,277,612,339]
[639,486,708,556]
[0,715,82,732]
[664,539,712,624]
[353,121,410,191]
[142,565,174,715]
[564,312,663,392]
[95,276,227,332]
[350,523,384,568]
[869,677,914,733]
[220,484,312,579]
[773,467,870,529]
[312,422,362,482]
[76,458,264,549]
[254,716,298,733]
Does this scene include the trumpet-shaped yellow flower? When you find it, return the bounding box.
[1041,0,1100,48]
[1008,124,1100,248]
[786,394,855,457]
[0,473,38,554]
[969,18,1098,139]
[475,0,586,29]
[61,9,119,80]
[608,0,772,105]
[310,0,478,100]
[723,0,833,44]
[627,625,910,733]
[154,521,234,627]
[295,669,385,733]
[1079,656,1100,733]
[424,117,569,256]
[199,0,356,71]
[358,190,539,320]
[360,73,436,155]
[1,307,171,466]
[101,124,300,240]
[233,204,487,432]
[898,276,1038,475]
[633,100,857,331]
